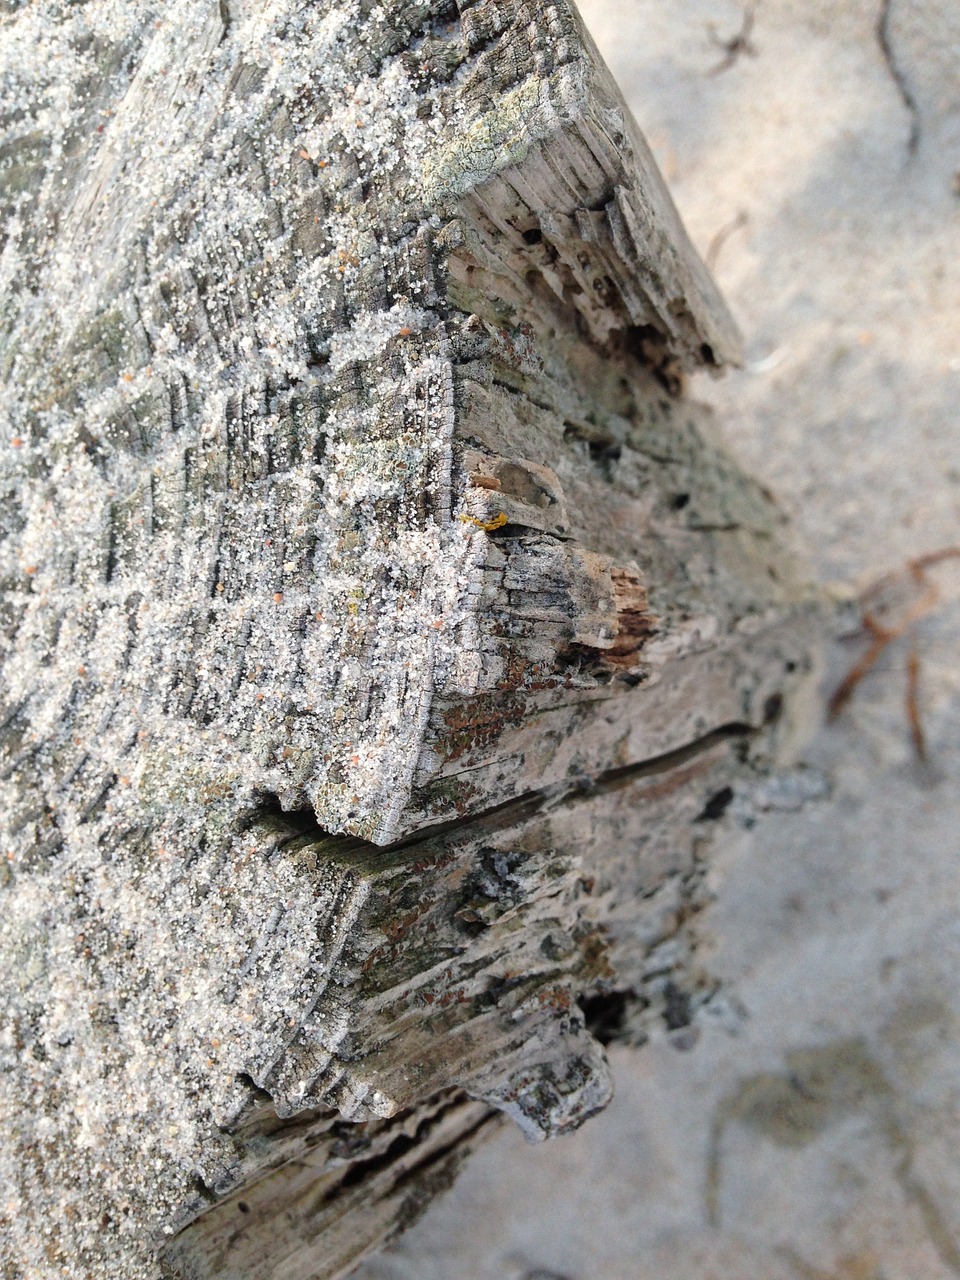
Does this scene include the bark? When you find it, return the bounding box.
[0,1,820,1277]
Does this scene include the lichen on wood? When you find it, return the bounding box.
[0,1,820,1277]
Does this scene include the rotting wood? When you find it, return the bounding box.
[0,1,821,1277]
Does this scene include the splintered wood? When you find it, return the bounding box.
[0,2,821,1277]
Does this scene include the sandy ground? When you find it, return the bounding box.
[352,2,960,1278]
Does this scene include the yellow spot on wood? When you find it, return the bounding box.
[460,511,508,532]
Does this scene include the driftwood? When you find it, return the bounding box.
[0,1,820,1277]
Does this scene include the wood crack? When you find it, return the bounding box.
[257,717,758,858]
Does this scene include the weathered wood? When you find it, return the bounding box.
[0,1,820,1277]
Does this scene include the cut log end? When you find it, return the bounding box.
[0,2,821,1277]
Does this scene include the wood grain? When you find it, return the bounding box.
[0,2,820,1276]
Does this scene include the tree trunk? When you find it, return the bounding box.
[0,1,821,1277]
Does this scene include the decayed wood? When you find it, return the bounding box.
[0,1,820,1277]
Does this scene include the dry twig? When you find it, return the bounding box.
[828,546,960,760]
[707,6,758,76]
[905,646,926,762]
[705,210,749,273]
